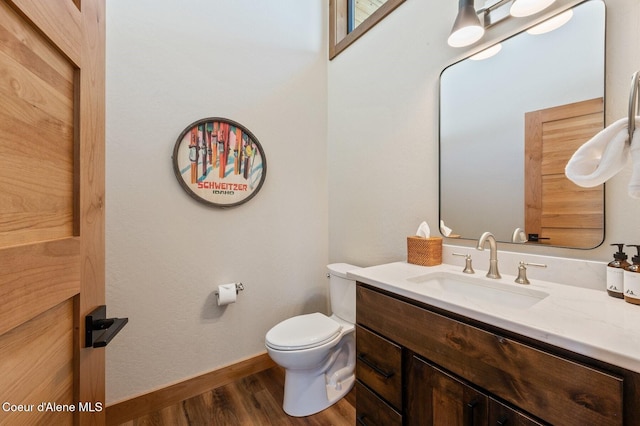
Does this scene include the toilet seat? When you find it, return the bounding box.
[266,313,341,351]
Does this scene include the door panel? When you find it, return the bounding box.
[524,98,604,248]
[0,0,105,424]
[0,239,79,336]
[0,300,74,425]
[0,0,75,249]
[6,0,82,65]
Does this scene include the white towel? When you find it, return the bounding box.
[565,116,631,188]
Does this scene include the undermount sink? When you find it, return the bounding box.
[407,272,549,309]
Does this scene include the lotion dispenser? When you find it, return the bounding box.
[624,245,640,305]
[607,243,629,299]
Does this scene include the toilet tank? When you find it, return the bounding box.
[327,263,360,324]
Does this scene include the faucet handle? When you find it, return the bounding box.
[452,253,475,274]
[515,261,547,285]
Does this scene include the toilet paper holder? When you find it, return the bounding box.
[215,282,244,299]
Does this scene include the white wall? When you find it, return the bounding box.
[106,0,640,405]
[105,1,328,404]
[329,0,640,267]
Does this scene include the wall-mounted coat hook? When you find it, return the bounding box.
[85,305,128,348]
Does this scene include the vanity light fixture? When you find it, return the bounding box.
[448,0,557,48]
[448,0,485,48]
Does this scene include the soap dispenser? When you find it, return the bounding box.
[607,243,629,299]
[624,245,640,305]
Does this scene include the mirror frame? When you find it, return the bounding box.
[329,0,406,59]
[438,0,606,249]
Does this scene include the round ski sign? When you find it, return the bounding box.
[172,118,266,208]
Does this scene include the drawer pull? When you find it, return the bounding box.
[467,399,478,426]
[357,414,371,426]
[357,353,395,379]
[496,416,509,425]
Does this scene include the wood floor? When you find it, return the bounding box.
[117,366,356,425]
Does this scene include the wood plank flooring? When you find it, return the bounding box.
[117,366,356,425]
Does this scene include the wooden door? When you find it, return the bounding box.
[524,98,604,248]
[0,0,105,425]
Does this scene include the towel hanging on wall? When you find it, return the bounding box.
[566,71,640,199]
[564,116,633,188]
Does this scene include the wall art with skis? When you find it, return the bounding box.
[172,117,267,208]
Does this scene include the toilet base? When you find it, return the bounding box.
[326,374,355,406]
[282,369,355,417]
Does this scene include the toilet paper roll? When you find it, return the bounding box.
[217,284,237,306]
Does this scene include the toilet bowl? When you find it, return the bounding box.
[265,263,359,417]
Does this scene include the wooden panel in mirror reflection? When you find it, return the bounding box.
[525,98,604,248]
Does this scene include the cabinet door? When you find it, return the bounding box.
[407,355,488,426]
[489,398,543,426]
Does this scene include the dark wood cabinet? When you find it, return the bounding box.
[356,283,640,425]
[406,355,488,426]
[406,355,543,426]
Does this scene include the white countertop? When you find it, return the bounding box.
[348,261,640,374]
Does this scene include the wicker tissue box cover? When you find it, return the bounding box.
[407,236,442,266]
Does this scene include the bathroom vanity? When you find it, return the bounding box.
[350,262,640,426]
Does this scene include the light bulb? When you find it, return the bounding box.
[510,0,556,17]
[448,25,485,47]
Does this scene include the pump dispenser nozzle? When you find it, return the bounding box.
[627,245,640,264]
[611,243,628,261]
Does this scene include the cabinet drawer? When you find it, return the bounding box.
[357,284,624,426]
[356,381,402,426]
[356,325,402,410]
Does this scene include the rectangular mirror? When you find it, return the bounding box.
[439,0,605,249]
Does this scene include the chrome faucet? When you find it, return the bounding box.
[476,232,501,279]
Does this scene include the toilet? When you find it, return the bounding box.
[265,263,360,417]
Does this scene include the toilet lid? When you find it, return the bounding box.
[266,313,341,351]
